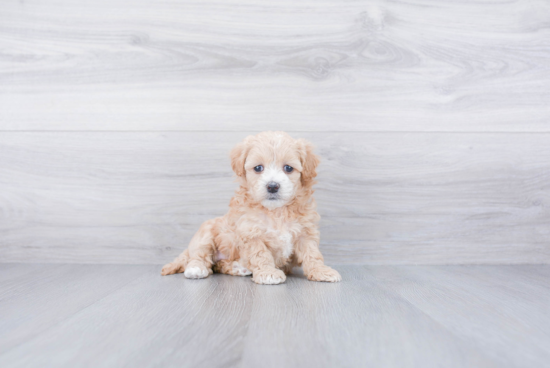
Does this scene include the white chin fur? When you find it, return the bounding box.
[261,198,286,210]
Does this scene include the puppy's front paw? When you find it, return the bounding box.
[252,268,286,285]
[183,260,211,279]
[307,266,342,283]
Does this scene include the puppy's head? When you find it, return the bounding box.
[230,131,320,210]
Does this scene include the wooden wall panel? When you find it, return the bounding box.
[1,0,548,264]
[1,0,549,132]
[1,132,548,264]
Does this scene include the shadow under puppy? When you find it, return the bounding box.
[161,131,341,285]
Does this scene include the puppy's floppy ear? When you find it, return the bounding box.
[230,136,253,177]
[296,138,320,187]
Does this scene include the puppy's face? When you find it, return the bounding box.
[230,132,319,210]
[244,138,302,210]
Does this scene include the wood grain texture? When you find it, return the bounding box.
[0,264,150,355]
[372,265,550,367]
[0,264,255,368]
[241,267,498,368]
[1,132,549,264]
[1,0,550,131]
[1,264,549,367]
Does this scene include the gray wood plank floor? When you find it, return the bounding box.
[1,264,548,368]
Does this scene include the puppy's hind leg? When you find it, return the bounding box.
[161,219,217,279]
[161,249,190,276]
[184,219,218,279]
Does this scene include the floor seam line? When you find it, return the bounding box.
[0,266,154,358]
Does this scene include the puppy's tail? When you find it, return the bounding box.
[161,249,190,276]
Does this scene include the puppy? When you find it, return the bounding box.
[161,131,341,285]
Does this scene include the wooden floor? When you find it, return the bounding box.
[1,264,549,368]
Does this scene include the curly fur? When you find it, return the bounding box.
[161,131,341,284]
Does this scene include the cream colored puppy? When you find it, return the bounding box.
[161,131,341,285]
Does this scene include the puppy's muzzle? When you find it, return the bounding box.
[266,182,280,193]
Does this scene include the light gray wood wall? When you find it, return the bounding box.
[1,0,549,264]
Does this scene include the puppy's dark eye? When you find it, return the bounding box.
[254,165,264,173]
[284,165,293,173]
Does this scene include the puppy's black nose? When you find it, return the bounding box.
[267,182,280,193]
